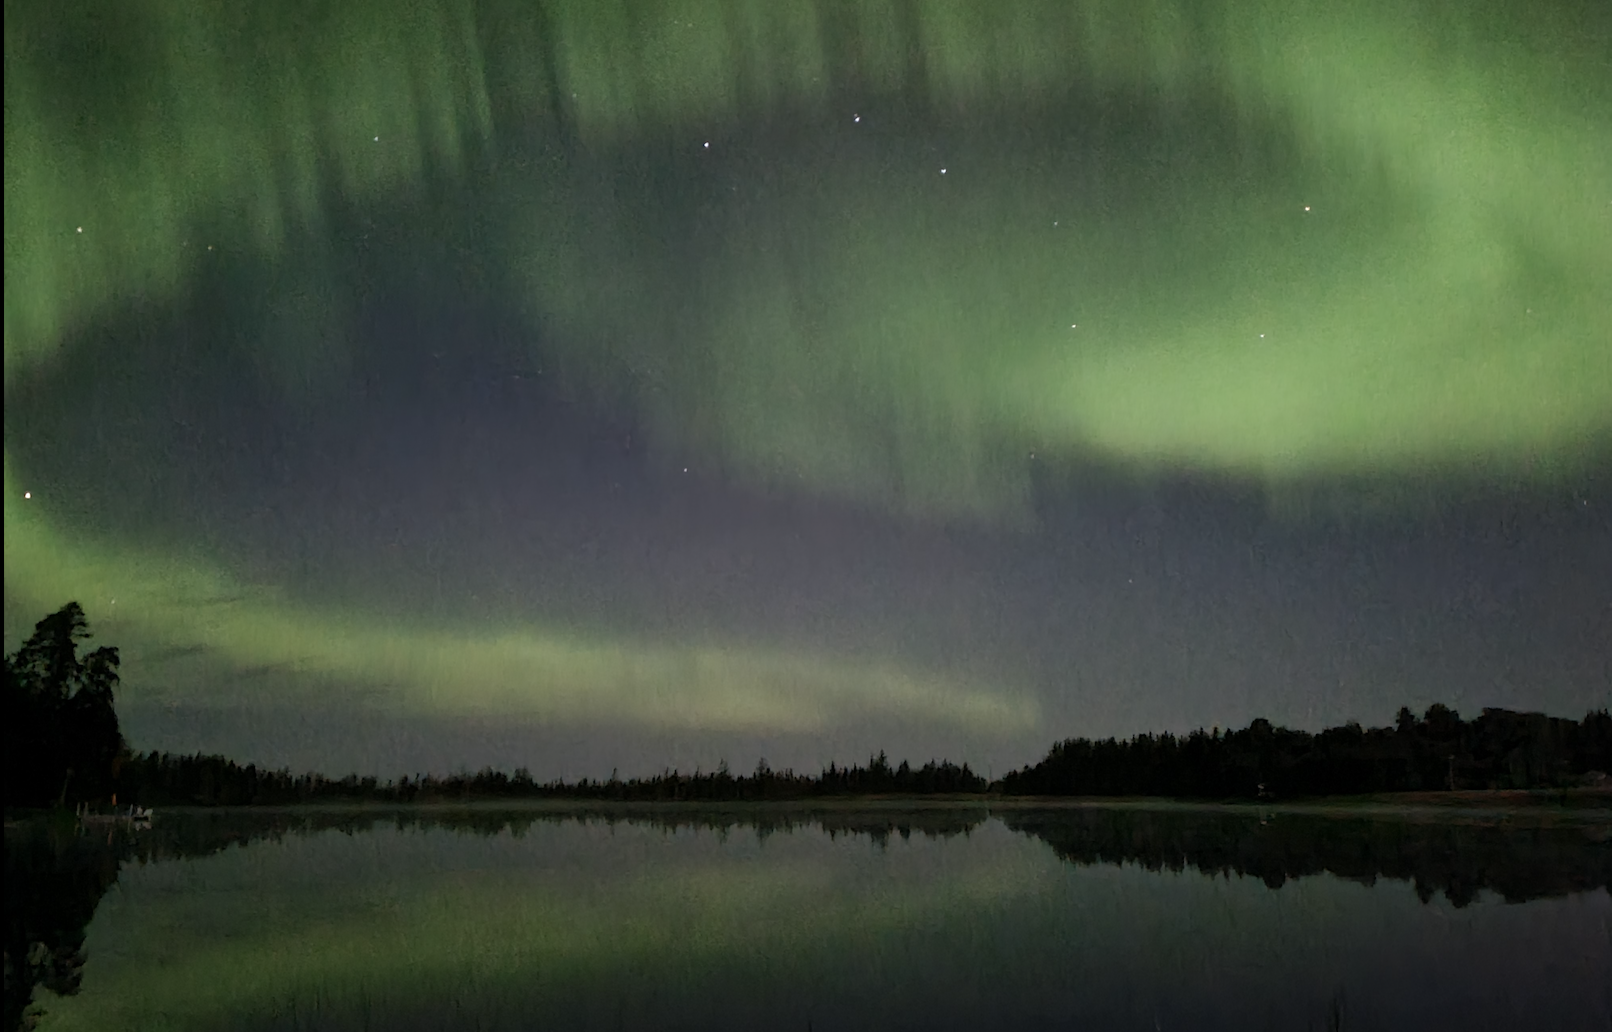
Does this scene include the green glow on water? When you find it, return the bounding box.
[34,817,1612,1030]
[41,823,1054,1030]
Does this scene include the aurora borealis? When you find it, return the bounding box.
[4,0,1609,777]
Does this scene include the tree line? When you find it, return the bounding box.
[5,602,1609,810]
[1000,706,1612,798]
[112,750,989,806]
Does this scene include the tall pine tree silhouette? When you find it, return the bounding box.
[4,603,125,808]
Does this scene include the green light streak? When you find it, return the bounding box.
[3,460,1037,732]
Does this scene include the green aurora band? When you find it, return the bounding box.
[4,0,1609,733]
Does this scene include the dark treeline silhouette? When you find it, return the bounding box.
[3,604,125,809]
[6,604,1610,814]
[114,749,988,806]
[110,709,1612,808]
[2,604,987,812]
[1001,706,1612,799]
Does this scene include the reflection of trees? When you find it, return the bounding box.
[7,801,1606,1029]
[117,804,992,861]
[110,803,1612,907]
[999,805,1612,907]
[3,820,126,1032]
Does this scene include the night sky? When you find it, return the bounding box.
[5,0,1609,780]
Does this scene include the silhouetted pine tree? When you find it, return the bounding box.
[3,603,125,809]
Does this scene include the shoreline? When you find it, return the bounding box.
[10,787,1606,827]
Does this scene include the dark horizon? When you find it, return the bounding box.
[10,599,1603,805]
[6,596,1611,794]
[122,701,1612,790]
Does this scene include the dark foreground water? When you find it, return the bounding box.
[8,801,1610,1031]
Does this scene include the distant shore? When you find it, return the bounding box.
[11,787,1608,829]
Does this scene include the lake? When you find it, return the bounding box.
[8,801,1610,1031]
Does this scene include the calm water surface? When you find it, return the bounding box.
[13,803,1611,1031]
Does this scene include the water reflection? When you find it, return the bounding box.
[6,802,1609,1030]
[999,802,1612,906]
[3,819,123,1032]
